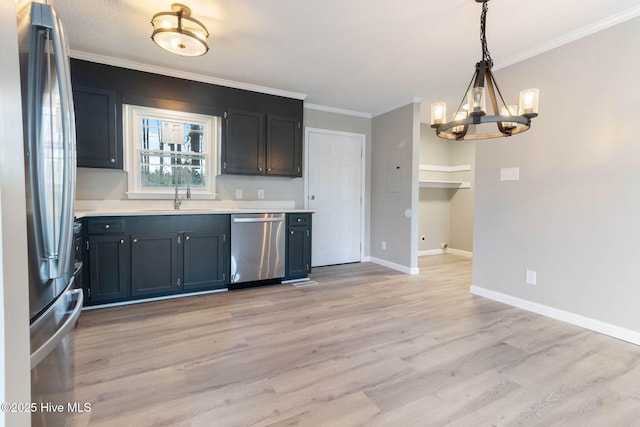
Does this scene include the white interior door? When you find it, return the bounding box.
[306,128,364,267]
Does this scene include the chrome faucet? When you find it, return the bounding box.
[174,186,182,210]
[174,185,191,210]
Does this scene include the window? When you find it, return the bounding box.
[124,105,220,199]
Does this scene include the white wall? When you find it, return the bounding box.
[370,102,421,273]
[76,167,306,206]
[419,124,451,252]
[472,15,640,341]
[418,125,475,254]
[449,140,475,252]
[1,0,32,425]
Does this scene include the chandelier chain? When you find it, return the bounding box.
[480,1,493,68]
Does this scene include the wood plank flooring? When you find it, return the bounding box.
[70,255,640,426]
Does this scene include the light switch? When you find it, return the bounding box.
[257,189,264,200]
[500,167,520,181]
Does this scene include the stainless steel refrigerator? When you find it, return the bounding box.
[17,1,84,426]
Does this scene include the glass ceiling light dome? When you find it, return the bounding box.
[151,3,209,57]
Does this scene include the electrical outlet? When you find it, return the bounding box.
[381,241,387,250]
[526,270,537,285]
[257,189,265,200]
[235,189,243,199]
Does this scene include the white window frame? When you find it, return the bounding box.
[123,104,220,199]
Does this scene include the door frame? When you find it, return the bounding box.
[304,127,366,263]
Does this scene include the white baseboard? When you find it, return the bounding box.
[470,285,640,346]
[419,249,444,256]
[368,256,420,275]
[447,248,473,257]
[419,248,473,257]
[82,288,227,310]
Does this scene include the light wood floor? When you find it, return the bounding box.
[71,255,640,426]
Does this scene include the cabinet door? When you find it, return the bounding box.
[266,115,302,177]
[131,233,180,297]
[88,235,129,303]
[183,231,228,291]
[286,227,312,279]
[223,109,265,175]
[73,86,120,169]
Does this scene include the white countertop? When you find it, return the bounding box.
[75,200,313,218]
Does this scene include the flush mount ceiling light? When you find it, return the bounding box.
[151,3,209,57]
[430,0,539,140]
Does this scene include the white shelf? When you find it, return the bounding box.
[419,164,471,173]
[418,163,471,190]
[419,180,471,189]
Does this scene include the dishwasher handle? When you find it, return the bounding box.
[232,217,284,223]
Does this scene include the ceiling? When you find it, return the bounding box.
[54,0,640,121]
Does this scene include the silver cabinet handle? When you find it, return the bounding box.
[105,224,110,229]
[310,195,316,200]
[110,158,115,163]
[233,217,284,223]
[258,167,263,172]
[290,230,294,234]
[185,235,190,240]
[119,239,124,244]
[133,238,138,243]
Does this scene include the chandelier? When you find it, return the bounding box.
[151,3,209,57]
[430,0,539,140]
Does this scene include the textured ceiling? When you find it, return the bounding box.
[53,0,640,120]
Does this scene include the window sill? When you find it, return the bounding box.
[125,192,219,200]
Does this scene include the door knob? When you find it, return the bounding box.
[310,195,315,200]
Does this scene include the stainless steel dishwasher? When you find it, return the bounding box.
[230,213,286,284]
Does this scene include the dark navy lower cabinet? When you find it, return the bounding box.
[83,214,230,306]
[285,213,312,281]
[130,232,180,297]
[183,231,228,291]
[87,234,129,303]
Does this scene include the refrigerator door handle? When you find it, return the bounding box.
[27,4,76,280]
[30,288,83,369]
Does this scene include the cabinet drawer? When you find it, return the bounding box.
[287,213,309,226]
[87,219,125,234]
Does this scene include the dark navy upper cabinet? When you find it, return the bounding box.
[223,110,302,177]
[73,86,121,169]
[266,115,302,177]
[70,59,303,173]
[223,109,266,175]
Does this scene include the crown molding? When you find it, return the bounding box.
[494,5,640,70]
[69,50,308,100]
[373,98,422,118]
[304,102,372,119]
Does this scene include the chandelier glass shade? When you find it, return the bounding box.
[431,0,539,140]
[151,3,209,57]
